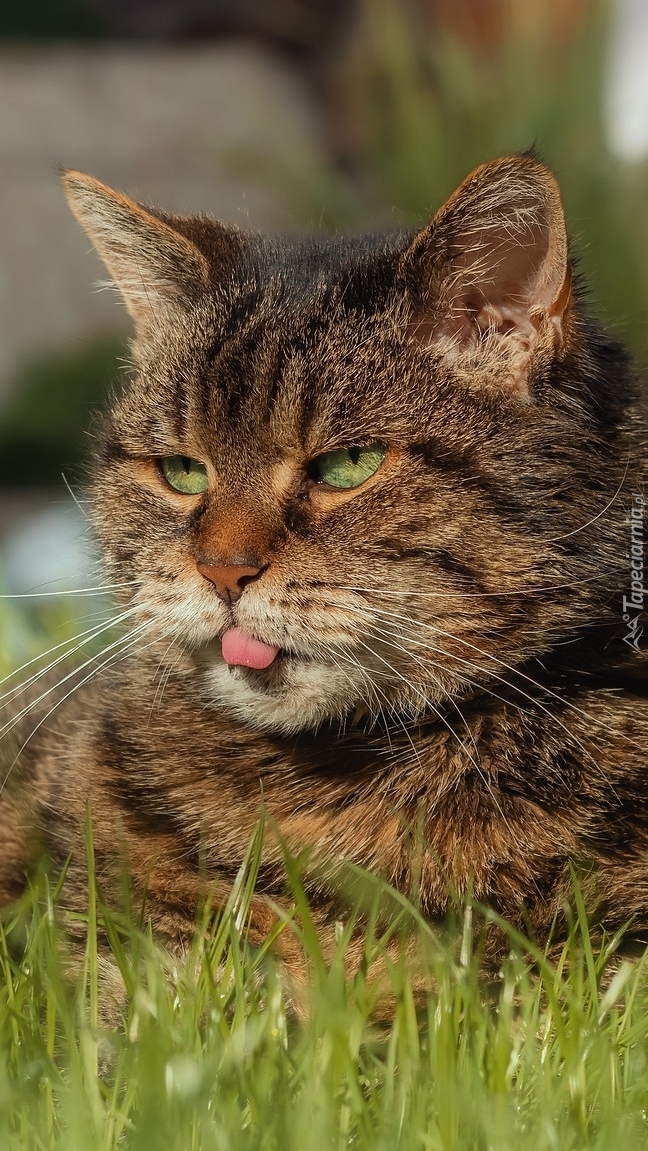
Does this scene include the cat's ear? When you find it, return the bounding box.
[403,156,572,398]
[62,170,211,342]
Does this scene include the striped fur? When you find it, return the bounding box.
[1,157,647,994]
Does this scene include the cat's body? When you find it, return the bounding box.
[1,156,647,976]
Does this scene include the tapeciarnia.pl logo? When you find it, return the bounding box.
[622,493,645,650]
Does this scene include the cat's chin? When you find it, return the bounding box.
[192,644,366,734]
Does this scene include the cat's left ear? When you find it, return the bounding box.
[403,156,572,398]
[62,170,212,344]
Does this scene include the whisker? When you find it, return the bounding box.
[362,603,624,781]
[431,622,629,751]
[336,645,426,761]
[1,625,157,796]
[326,644,400,750]
[362,623,483,757]
[0,619,150,743]
[332,566,621,599]
[148,639,182,722]
[0,606,141,708]
[544,458,630,544]
[0,580,139,600]
[60,472,90,520]
[351,635,517,835]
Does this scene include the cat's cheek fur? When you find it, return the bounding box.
[127,575,221,638]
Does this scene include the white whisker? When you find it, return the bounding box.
[333,565,622,600]
[0,605,141,708]
[0,618,150,744]
[351,634,517,836]
[361,601,625,782]
[1,624,156,796]
[61,472,90,520]
[544,459,630,544]
[148,639,182,722]
[0,580,139,600]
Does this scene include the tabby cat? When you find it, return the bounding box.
[1,156,647,984]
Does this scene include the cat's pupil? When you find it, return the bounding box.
[181,457,191,473]
[348,447,361,466]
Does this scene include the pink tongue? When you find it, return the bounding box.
[221,627,280,670]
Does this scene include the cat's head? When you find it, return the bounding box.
[63,157,629,735]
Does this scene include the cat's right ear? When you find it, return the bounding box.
[62,170,211,343]
[401,156,572,400]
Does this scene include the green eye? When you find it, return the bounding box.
[161,456,209,495]
[309,443,386,489]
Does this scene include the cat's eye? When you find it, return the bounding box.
[161,456,209,495]
[308,443,386,489]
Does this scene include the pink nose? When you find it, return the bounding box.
[196,562,263,604]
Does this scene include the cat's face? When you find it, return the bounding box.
[65,158,621,735]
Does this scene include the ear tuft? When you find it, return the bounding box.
[62,170,210,342]
[404,156,572,398]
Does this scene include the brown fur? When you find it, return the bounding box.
[1,156,647,988]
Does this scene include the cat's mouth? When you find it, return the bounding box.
[194,624,366,731]
[219,626,314,685]
[218,625,316,701]
[221,627,280,671]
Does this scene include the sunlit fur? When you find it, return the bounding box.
[1,158,647,991]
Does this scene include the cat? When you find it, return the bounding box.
[1,155,647,990]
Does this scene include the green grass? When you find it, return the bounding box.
[2,814,648,1151]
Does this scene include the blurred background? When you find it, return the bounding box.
[1,0,648,665]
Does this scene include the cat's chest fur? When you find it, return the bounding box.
[1,154,647,964]
[7,647,647,950]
